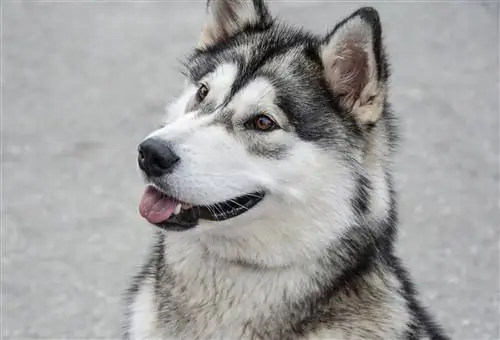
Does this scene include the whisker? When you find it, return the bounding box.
[225,199,248,211]
[205,204,217,217]
[213,203,226,217]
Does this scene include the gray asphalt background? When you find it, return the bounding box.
[2,1,499,339]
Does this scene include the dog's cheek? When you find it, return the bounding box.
[257,142,348,202]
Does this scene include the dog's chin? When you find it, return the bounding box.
[141,185,265,232]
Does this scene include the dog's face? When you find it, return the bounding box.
[137,0,390,265]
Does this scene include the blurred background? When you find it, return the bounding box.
[2,1,499,339]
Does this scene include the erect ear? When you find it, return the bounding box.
[199,0,272,48]
[321,7,388,126]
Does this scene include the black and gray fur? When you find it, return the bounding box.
[124,1,450,339]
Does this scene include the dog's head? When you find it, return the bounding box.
[137,0,394,266]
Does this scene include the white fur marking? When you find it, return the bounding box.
[203,63,238,107]
[129,281,158,340]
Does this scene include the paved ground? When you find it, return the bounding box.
[2,1,499,339]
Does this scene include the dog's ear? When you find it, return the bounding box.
[199,0,272,48]
[320,7,388,126]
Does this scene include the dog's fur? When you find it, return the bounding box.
[124,1,449,339]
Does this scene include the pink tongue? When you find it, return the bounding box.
[139,186,178,224]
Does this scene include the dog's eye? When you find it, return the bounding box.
[249,115,278,132]
[196,84,209,102]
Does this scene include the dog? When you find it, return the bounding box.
[124,1,450,339]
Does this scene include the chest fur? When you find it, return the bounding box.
[129,265,410,340]
[155,259,315,339]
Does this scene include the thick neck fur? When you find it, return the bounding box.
[154,201,404,339]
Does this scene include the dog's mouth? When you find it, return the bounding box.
[138,186,265,231]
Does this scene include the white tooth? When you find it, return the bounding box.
[174,203,181,215]
[181,203,193,210]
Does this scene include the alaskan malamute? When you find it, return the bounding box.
[124,1,449,339]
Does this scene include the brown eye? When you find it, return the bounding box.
[253,115,277,131]
[196,84,209,102]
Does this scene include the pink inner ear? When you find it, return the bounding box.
[210,0,239,39]
[329,40,368,107]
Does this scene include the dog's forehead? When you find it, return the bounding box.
[229,77,276,118]
[188,44,318,110]
[194,62,276,116]
[187,24,317,84]
[183,25,349,143]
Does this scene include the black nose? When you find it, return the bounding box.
[138,139,180,177]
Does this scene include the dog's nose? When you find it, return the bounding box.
[138,138,180,177]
